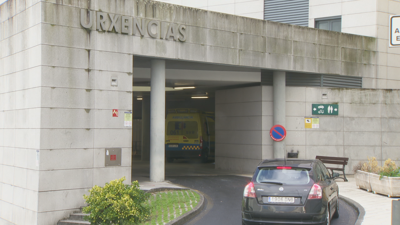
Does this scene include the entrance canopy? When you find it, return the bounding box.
[74,0,377,76]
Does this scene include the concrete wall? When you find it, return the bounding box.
[0,0,133,224]
[0,0,42,224]
[215,86,269,172]
[309,0,400,89]
[155,0,264,19]
[216,85,400,174]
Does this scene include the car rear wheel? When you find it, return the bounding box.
[333,199,339,219]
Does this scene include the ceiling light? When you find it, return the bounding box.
[173,86,196,90]
[137,97,143,100]
[191,96,208,99]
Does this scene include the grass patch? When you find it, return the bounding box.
[141,190,200,225]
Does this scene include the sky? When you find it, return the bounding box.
[0,0,6,5]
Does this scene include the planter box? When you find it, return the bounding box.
[356,170,400,197]
[370,174,400,197]
[370,173,390,196]
[355,170,371,192]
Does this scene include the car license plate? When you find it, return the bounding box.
[267,197,295,203]
[168,145,178,148]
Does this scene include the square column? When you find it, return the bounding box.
[273,71,286,159]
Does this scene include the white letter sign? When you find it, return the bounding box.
[390,15,400,47]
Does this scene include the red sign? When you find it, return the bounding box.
[270,125,287,142]
[110,155,117,161]
[112,109,118,117]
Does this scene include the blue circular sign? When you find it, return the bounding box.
[270,125,286,142]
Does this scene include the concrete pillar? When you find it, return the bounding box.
[150,60,166,182]
[273,71,286,159]
[141,94,150,161]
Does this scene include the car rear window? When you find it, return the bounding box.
[256,167,310,185]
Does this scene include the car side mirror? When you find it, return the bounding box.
[332,173,340,178]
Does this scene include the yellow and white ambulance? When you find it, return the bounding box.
[165,109,215,162]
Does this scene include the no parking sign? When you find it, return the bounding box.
[270,125,286,142]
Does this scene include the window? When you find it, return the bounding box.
[315,162,332,181]
[256,167,311,185]
[313,164,324,182]
[319,163,332,179]
[167,121,198,139]
[315,17,341,32]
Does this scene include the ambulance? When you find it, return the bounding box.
[165,109,215,163]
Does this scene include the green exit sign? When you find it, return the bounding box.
[312,104,339,115]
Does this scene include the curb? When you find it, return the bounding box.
[145,187,188,193]
[166,190,205,225]
[339,195,365,225]
[145,188,206,225]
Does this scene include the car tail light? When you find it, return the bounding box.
[308,183,322,199]
[276,166,292,169]
[244,182,256,198]
[200,136,203,149]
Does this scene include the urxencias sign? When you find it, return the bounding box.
[80,9,187,42]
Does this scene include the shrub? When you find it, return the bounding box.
[352,161,363,173]
[361,157,381,174]
[379,158,400,179]
[83,177,150,225]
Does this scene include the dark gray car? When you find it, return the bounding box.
[242,159,339,225]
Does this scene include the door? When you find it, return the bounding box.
[317,162,338,217]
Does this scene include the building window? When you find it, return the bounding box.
[315,17,341,32]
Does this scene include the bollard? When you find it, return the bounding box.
[393,199,400,225]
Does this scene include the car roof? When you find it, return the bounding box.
[257,159,315,169]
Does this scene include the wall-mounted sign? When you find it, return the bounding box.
[80,9,187,42]
[270,125,287,142]
[112,109,119,117]
[312,104,338,115]
[390,15,400,47]
[124,112,132,127]
[305,117,319,129]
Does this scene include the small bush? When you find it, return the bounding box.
[352,161,363,173]
[361,157,381,174]
[379,158,400,179]
[83,177,150,225]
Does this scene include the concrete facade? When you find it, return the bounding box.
[155,0,264,20]
[216,86,400,173]
[0,0,133,224]
[0,0,392,224]
[309,0,400,89]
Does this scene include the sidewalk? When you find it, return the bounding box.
[135,176,187,191]
[336,175,398,225]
